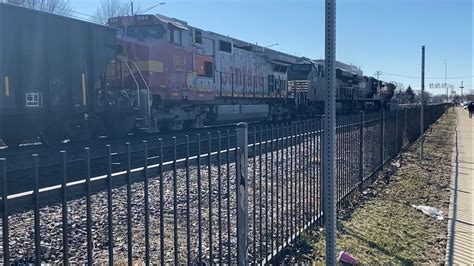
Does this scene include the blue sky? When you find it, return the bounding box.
[72,0,473,95]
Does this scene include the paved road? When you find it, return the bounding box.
[446,107,474,265]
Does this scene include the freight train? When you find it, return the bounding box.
[0,3,395,147]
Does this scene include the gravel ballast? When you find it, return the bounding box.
[1,123,384,264]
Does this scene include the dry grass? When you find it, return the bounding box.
[283,110,455,264]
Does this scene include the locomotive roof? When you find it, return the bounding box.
[114,12,369,75]
[126,12,302,65]
[313,59,363,76]
[154,13,189,30]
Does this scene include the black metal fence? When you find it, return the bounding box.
[0,104,449,264]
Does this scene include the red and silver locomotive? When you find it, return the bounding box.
[106,14,300,133]
[105,13,394,133]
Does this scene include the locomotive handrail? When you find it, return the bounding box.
[131,61,151,125]
[121,59,141,108]
[131,61,151,93]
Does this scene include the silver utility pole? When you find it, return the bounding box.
[460,81,464,100]
[420,46,425,161]
[324,0,337,265]
[444,59,448,102]
[374,71,381,80]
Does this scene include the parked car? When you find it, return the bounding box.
[462,101,471,109]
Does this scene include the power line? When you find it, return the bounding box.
[3,2,101,23]
[54,6,102,23]
[380,71,473,80]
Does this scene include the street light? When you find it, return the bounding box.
[264,43,279,48]
[132,2,166,15]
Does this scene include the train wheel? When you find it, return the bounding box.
[183,120,193,130]
[164,118,183,131]
[65,114,102,143]
[105,115,136,139]
[41,121,67,147]
[192,115,204,128]
[3,135,23,148]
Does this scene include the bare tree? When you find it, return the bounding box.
[7,0,71,15]
[94,0,130,25]
[416,90,433,103]
[405,85,416,103]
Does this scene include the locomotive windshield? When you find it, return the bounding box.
[127,25,164,39]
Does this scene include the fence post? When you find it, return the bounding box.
[411,107,415,142]
[358,111,364,192]
[1,158,9,265]
[420,45,425,161]
[380,108,385,167]
[404,108,407,139]
[236,122,248,265]
[60,151,69,266]
[33,154,41,265]
[393,109,399,157]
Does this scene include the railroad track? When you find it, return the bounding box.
[1,113,382,200]
[0,109,387,155]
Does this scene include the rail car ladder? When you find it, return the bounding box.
[120,59,155,131]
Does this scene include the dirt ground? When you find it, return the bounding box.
[281,109,455,264]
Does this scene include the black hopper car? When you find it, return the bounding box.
[0,3,132,147]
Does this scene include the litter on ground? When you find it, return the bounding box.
[411,205,444,220]
[338,251,358,265]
